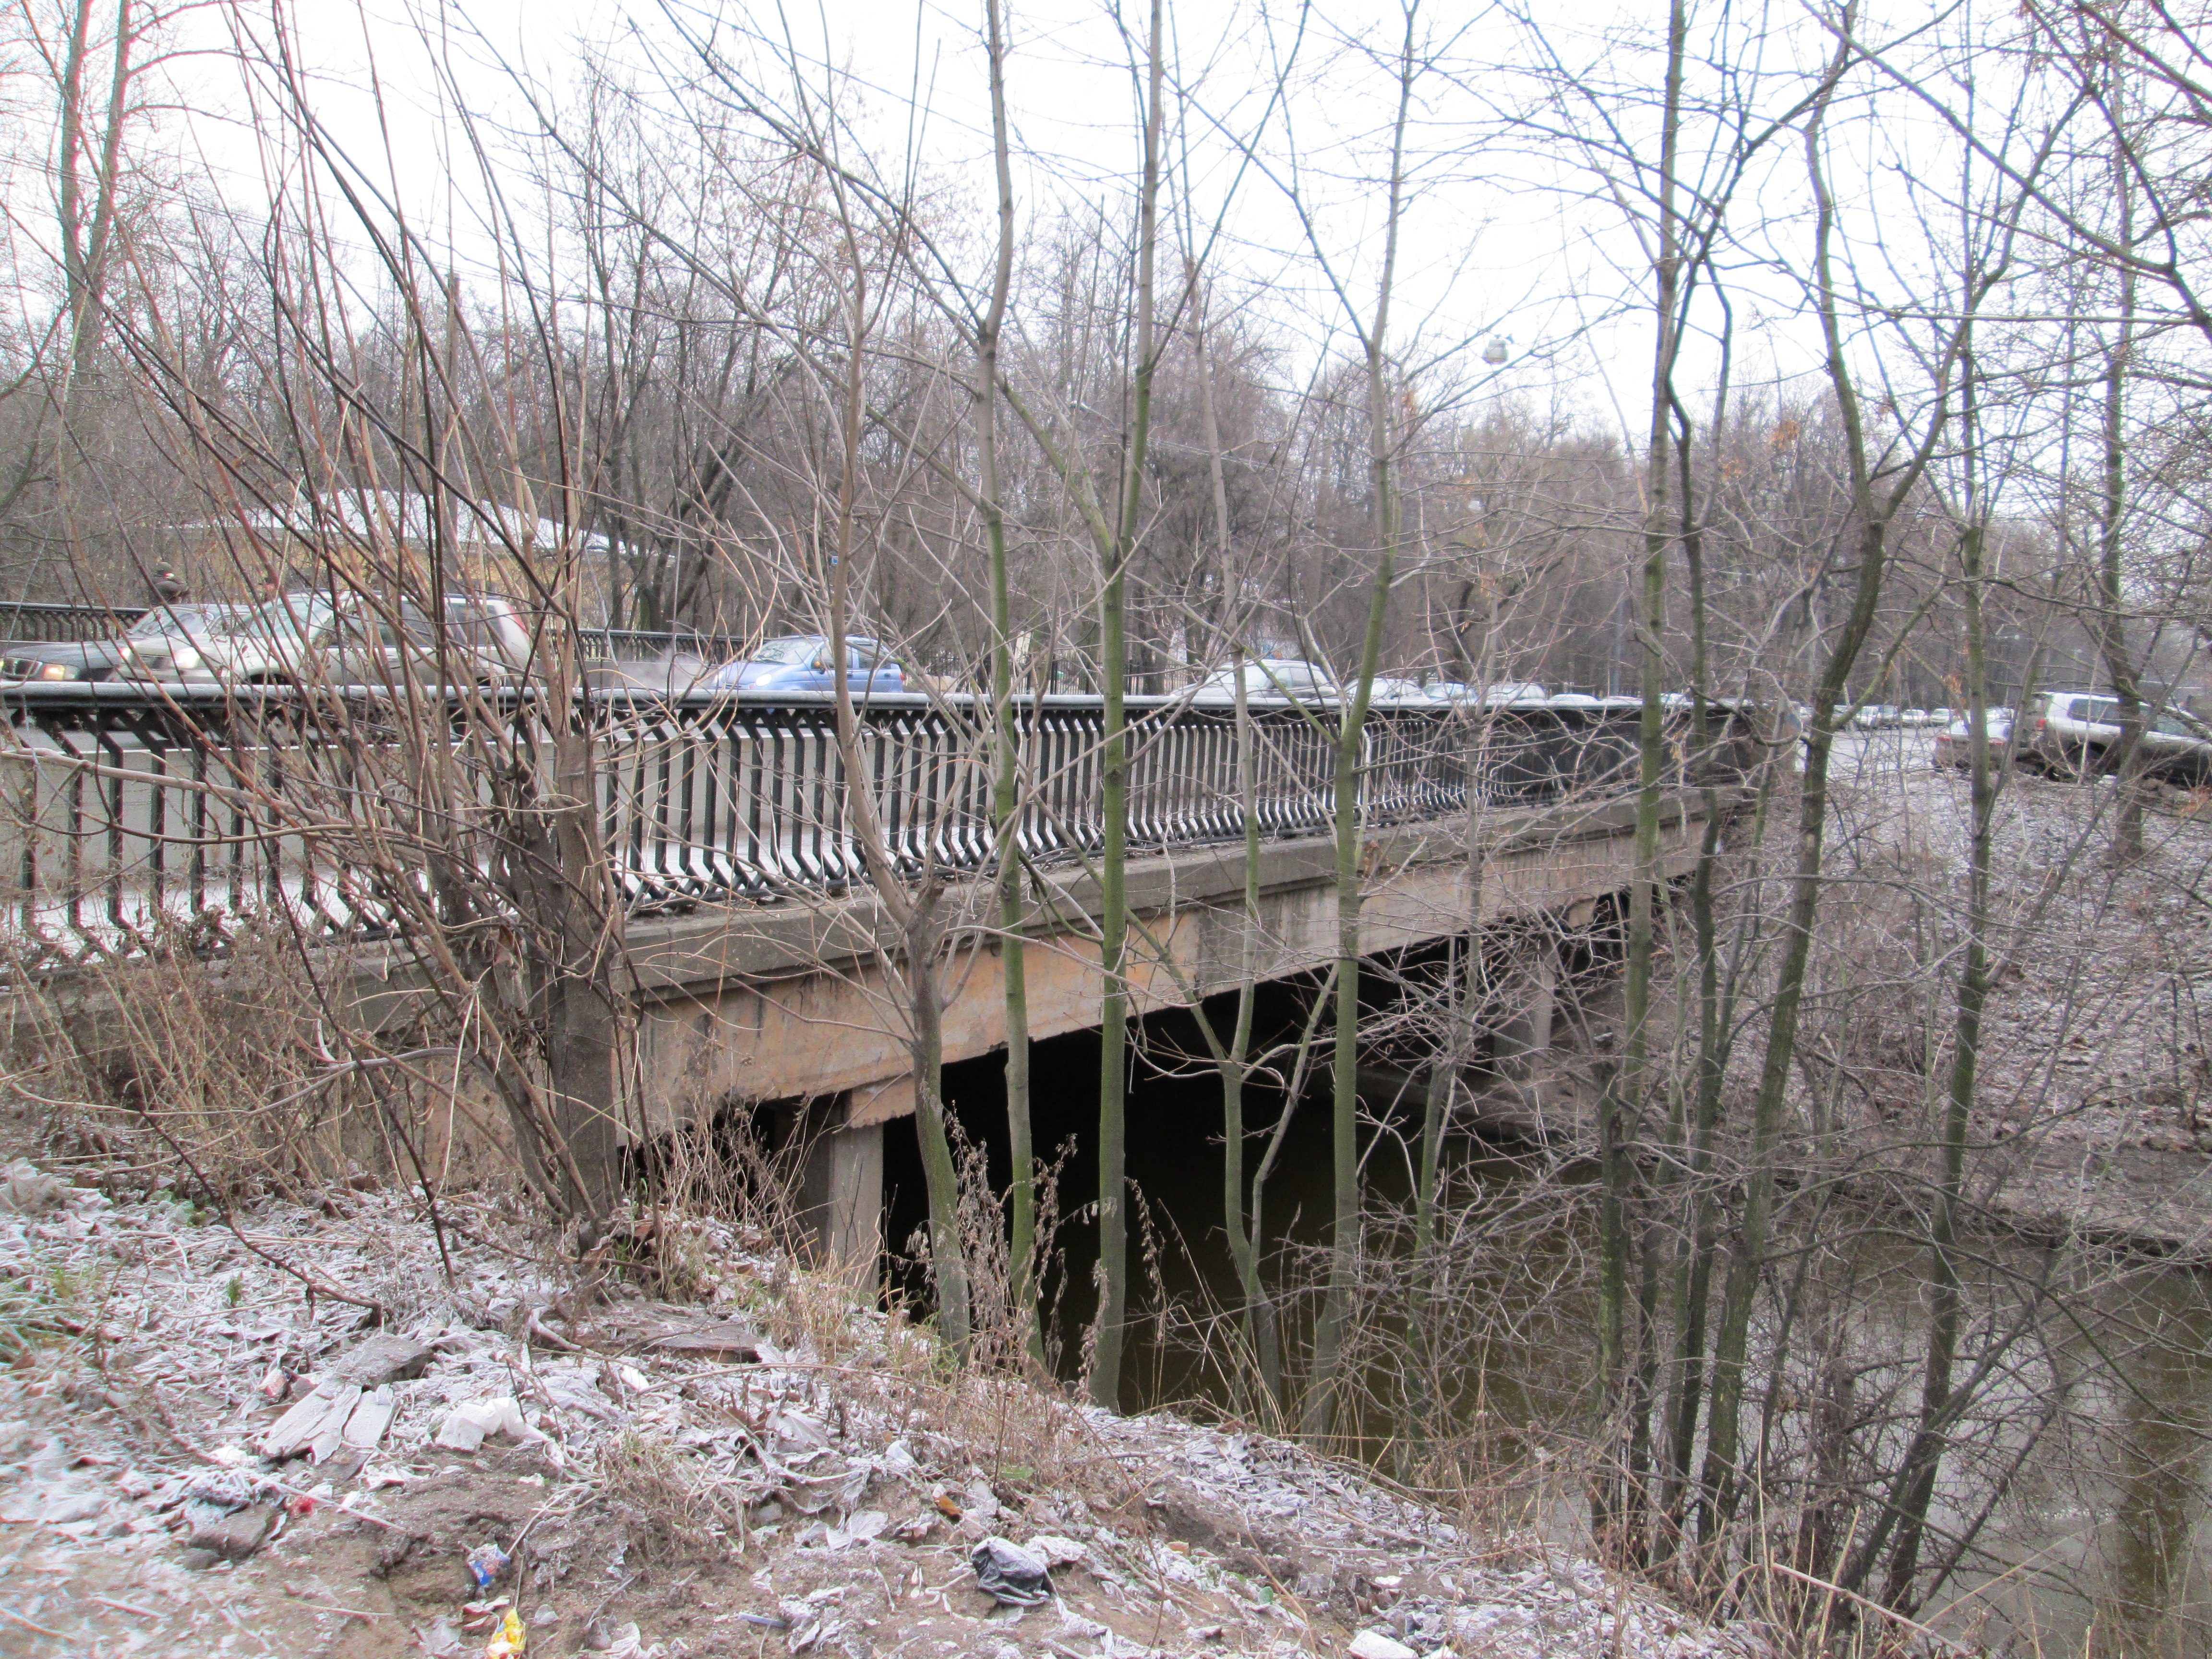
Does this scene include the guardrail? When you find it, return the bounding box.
[0,602,150,644]
[580,628,746,662]
[0,601,738,665]
[0,685,1748,964]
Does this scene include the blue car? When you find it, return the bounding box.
[706,635,904,695]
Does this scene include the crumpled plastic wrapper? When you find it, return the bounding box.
[970,1535,1052,1606]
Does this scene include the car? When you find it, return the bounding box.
[1932,708,2014,770]
[1423,678,1555,705]
[703,635,904,696]
[2020,690,2212,783]
[1193,659,1340,704]
[1366,675,1430,706]
[1900,708,1931,728]
[0,602,253,683]
[121,591,533,686]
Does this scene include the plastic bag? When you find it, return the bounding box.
[970,1535,1052,1606]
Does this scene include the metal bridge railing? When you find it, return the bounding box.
[578,628,747,663]
[0,685,1730,964]
[0,602,732,664]
[0,602,151,645]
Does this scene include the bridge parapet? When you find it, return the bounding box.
[0,683,1755,965]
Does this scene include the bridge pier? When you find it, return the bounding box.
[1491,930,1560,1080]
[797,1103,886,1269]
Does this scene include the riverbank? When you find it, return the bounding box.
[1842,741,2212,1262]
[0,1099,1758,1659]
[1471,741,2212,1265]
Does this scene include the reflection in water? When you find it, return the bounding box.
[2102,1279,2211,1659]
[889,1000,2212,1657]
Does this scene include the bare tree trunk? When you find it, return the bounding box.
[816,207,969,1355]
[1850,506,1993,1611]
[979,0,1038,1366]
[1090,0,1165,1411]
[1700,57,1906,1549]
[1307,2,1416,1438]
[1192,271,1282,1409]
[2092,117,2144,861]
[1658,382,1740,1559]
[58,0,136,398]
[1601,0,1687,1552]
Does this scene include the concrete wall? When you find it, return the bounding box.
[625,789,1722,1130]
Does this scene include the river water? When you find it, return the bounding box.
[890,994,2212,1658]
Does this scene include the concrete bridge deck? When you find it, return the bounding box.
[609,787,1727,1256]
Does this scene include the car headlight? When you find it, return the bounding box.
[37,661,79,681]
[167,647,204,672]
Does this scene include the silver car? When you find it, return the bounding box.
[122,592,534,686]
[1192,659,1341,704]
[2020,690,2212,783]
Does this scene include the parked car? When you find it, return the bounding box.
[0,602,252,683]
[703,635,904,696]
[1423,678,1549,706]
[1932,708,2015,770]
[2020,690,2212,783]
[1367,675,1430,706]
[121,591,533,685]
[1193,659,1339,704]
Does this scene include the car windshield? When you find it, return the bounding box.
[127,603,233,639]
[224,595,335,641]
[751,637,822,666]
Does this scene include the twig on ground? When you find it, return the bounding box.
[297,1602,379,1621]
[89,1595,161,1618]
[0,1603,62,1637]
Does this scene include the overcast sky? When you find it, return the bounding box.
[37,0,2035,466]
[222,0,1824,432]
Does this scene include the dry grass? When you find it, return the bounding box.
[0,926,520,1211]
[595,1428,755,1561]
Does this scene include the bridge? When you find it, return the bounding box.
[0,679,1752,1252]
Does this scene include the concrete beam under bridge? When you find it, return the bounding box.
[625,787,1731,1137]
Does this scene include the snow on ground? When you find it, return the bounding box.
[0,1109,1759,1659]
